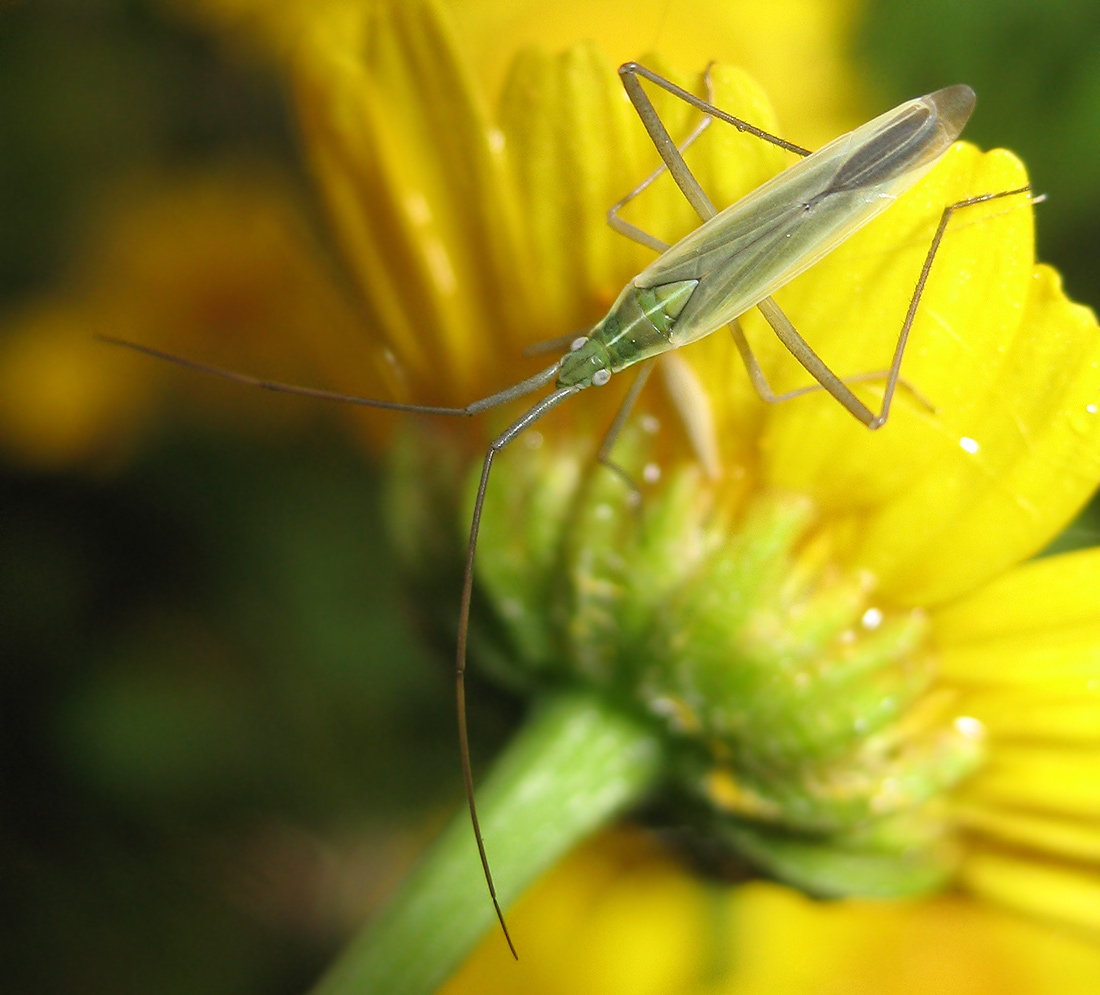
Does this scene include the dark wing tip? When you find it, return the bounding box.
[929,84,976,139]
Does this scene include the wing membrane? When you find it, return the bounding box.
[633,92,965,346]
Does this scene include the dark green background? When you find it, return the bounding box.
[1,2,1098,992]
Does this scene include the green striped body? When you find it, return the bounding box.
[556,280,698,388]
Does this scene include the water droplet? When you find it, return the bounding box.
[861,607,884,630]
[1087,403,1098,415]
[524,430,544,450]
[643,462,661,483]
[959,436,980,454]
[594,502,615,521]
[954,715,985,740]
[640,414,660,434]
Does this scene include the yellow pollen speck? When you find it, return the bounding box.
[704,768,781,818]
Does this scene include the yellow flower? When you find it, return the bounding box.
[279,0,1100,978]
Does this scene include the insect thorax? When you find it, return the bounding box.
[558,279,699,388]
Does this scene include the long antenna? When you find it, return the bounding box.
[97,333,573,956]
[453,384,580,958]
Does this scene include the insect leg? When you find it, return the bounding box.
[607,114,711,252]
[754,296,880,426]
[729,321,935,411]
[618,62,810,227]
[745,185,1035,429]
[456,385,581,958]
[595,358,656,498]
[612,63,810,473]
[867,186,1034,428]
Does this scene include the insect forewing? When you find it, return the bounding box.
[634,86,975,346]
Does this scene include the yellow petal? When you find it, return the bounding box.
[961,851,1100,936]
[955,804,1100,864]
[933,548,1100,690]
[445,830,1100,994]
[719,881,1100,994]
[752,138,1098,603]
[447,0,865,146]
[176,0,866,145]
[293,0,535,399]
[935,544,1100,640]
[963,746,1100,820]
[444,830,710,995]
[958,690,1100,744]
[918,548,1100,930]
[865,264,1100,604]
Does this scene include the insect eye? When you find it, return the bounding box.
[592,369,611,386]
[570,336,589,352]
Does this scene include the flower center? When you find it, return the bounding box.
[387,418,988,896]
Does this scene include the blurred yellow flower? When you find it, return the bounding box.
[0,167,381,468]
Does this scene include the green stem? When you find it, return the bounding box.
[309,690,663,995]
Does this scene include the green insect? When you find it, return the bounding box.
[103,62,1033,955]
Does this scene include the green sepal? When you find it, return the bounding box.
[711,815,958,899]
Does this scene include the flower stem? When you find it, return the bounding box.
[309,690,663,995]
